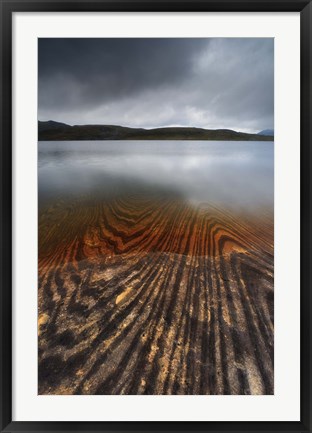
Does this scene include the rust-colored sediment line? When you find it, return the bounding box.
[38,192,274,395]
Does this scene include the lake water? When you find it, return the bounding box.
[38,140,274,396]
[39,140,274,213]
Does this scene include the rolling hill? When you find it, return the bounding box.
[38,121,274,141]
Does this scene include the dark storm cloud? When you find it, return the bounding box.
[38,38,273,132]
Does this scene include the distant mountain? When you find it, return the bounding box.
[258,129,274,137]
[38,120,70,132]
[38,121,274,141]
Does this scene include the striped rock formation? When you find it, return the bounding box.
[38,191,274,395]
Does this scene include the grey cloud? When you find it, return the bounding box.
[38,38,273,132]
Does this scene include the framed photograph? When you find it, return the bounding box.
[1,0,311,432]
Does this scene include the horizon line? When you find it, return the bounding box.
[38,119,274,135]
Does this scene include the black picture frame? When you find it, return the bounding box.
[1,0,311,432]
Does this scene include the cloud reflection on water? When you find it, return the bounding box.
[38,140,273,212]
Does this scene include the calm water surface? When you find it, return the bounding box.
[38,140,274,212]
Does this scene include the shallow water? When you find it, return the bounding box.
[38,140,273,213]
[38,140,274,395]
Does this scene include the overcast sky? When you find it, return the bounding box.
[38,38,273,133]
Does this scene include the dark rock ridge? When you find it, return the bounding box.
[38,121,274,141]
